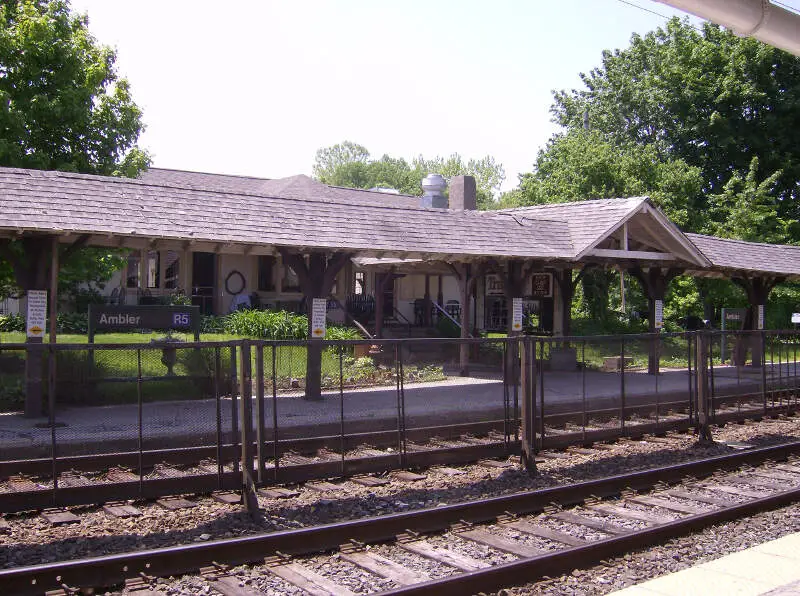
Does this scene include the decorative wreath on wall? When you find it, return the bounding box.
[225,270,246,295]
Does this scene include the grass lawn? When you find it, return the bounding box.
[0,332,446,411]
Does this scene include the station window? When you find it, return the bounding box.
[354,271,365,295]
[258,256,276,291]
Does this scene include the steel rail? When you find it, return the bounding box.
[384,484,800,595]
[2,440,799,595]
[0,404,794,514]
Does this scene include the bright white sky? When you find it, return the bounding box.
[66,1,739,191]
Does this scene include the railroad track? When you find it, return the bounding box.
[0,398,795,514]
[4,440,800,595]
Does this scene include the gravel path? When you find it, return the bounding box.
[0,417,798,594]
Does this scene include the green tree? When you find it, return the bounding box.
[0,0,148,173]
[551,18,800,224]
[709,157,797,244]
[512,129,704,229]
[312,141,506,209]
[0,0,148,299]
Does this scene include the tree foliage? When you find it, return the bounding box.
[0,0,148,174]
[312,141,505,209]
[0,0,148,301]
[508,18,800,326]
[551,18,800,226]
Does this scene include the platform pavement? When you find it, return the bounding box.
[608,532,800,595]
[0,364,770,459]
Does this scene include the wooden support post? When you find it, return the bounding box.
[278,250,352,401]
[239,341,259,512]
[423,274,432,327]
[215,251,224,315]
[731,275,783,367]
[628,266,683,375]
[375,273,385,339]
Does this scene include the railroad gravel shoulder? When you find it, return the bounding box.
[0,417,798,570]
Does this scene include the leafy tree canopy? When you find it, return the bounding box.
[312,141,505,209]
[550,17,800,223]
[0,0,149,301]
[0,0,148,174]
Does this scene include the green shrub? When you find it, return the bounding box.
[326,326,362,341]
[57,312,88,334]
[0,313,25,332]
[224,310,308,339]
[200,314,228,333]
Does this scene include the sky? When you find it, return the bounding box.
[64,0,786,192]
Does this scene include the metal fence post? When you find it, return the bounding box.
[238,341,259,512]
[255,342,266,485]
[519,336,536,474]
[696,331,713,443]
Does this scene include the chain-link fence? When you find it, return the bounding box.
[1,331,798,509]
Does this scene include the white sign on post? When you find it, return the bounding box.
[511,298,523,332]
[792,313,800,324]
[654,299,664,330]
[311,298,327,338]
[758,305,765,330]
[26,290,48,339]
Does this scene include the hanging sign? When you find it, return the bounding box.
[511,297,523,332]
[311,298,327,338]
[530,273,553,298]
[654,299,664,330]
[485,274,504,296]
[26,290,48,339]
[758,305,765,330]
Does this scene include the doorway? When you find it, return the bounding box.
[192,252,216,314]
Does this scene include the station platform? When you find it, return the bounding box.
[0,363,769,459]
[610,532,800,595]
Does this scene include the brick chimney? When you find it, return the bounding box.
[450,175,477,210]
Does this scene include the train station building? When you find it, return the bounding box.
[1,164,799,342]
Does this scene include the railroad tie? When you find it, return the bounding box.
[103,503,143,518]
[694,483,768,499]
[504,520,587,547]
[749,469,800,482]
[550,511,629,535]
[627,495,706,515]
[588,503,672,525]
[392,471,427,482]
[211,575,271,596]
[351,476,389,487]
[341,550,431,585]
[305,481,344,493]
[40,509,80,526]
[399,539,491,571]
[663,489,737,507]
[458,528,545,557]
[267,562,356,596]
[257,487,299,499]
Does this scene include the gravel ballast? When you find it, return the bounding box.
[0,417,798,595]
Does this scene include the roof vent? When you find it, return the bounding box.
[421,173,448,209]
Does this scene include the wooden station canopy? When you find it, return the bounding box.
[0,165,799,282]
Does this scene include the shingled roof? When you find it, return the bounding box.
[138,168,421,209]
[0,167,572,260]
[687,233,800,279]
